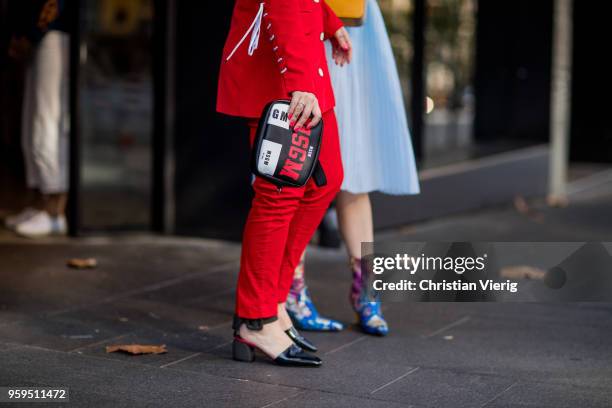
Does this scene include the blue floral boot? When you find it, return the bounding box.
[286,257,344,332]
[350,257,389,336]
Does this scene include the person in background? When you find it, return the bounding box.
[4,0,71,238]
[286,0,420,336]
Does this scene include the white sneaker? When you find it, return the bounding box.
[5,207,39,230]
[15,211,67,238]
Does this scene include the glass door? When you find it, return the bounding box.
[422,0,477,167]
[380,0,478,167]
[77,0,155,231]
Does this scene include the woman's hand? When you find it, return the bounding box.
[331,27,352,67]
[288,91,322,129]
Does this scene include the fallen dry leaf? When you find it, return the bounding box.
[67,258,97,269]
[513,195,530,215]
[500,265,546,280]
[546,194,569,208]
[106,344,167,355]
[513,196,545,223]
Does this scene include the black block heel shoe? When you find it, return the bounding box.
[285,327,317,352]
[232,336,322,367]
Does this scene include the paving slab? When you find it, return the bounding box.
[172,339,417,399]
[342,308,612,388]
[73,326,233,368]
[0,341,20,352]
[0,294,236,354]
[0,345,300,408]
[371,367,516,408]
[273,390,422,408]
[133,267,239,307]
[0,240,240,318]
[0,314,123,352]
[485,381,612,408]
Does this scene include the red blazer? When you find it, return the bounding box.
[217,0,343,119]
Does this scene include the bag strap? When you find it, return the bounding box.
[312,161,327,187]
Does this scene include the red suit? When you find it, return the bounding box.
[217,0,344,319]
[217,0,343,118]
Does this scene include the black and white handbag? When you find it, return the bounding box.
[251,100,326,189]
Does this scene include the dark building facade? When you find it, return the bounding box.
[0,0,610,239]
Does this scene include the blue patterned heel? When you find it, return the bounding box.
[350,257,389,336]
[286,286,344,332]
[354,300,389,336]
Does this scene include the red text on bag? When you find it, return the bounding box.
[279,128,311,180]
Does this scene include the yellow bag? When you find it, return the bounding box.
[326,0,366,27]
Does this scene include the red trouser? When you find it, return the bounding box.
[236,110,344,319]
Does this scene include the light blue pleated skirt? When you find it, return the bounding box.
[327,0,420,195]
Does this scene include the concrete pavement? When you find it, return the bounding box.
[0,181,611,407]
